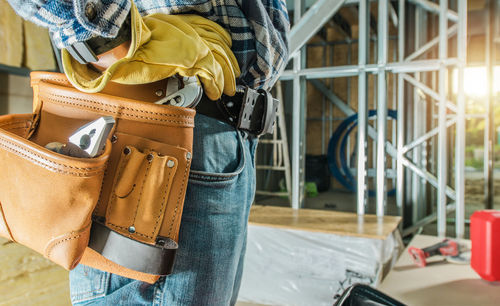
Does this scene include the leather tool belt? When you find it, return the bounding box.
[0,72,195,283]
[0,71,279,284]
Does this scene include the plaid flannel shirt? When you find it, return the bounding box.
[7,0,289,89]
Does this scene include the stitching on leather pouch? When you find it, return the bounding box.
[0,203,15,242]
[151,163,174,236]
[131,160,152,226]
[45,93,194,121]
[167,160,190,237]
[94,160,109,210]
[46,234,82,259]
[94,161,110,214]
[107,154,176,239]
[1,127,28,134]
[44,222,91,259]
[0,138,104,177]
[106,151,130,223]
[41,77,68,84]
[0,139,103,176]
[0,134,104,171]
[0,136,105,171]
[107,222,154,239]
[105,148,155,239]
[45,96,192,126]
[0,121,30,129]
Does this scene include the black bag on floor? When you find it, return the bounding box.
[334,284,405,306]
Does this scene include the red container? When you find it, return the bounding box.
[471,210,500,281]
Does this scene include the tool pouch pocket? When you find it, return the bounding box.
[106,145,178,241]
[0,113,111,270]
[14,72,195,283]
[105,135,189,245]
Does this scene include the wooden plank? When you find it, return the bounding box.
[379,235,500,306]
[0,238,70,306]
[249,205,401,239]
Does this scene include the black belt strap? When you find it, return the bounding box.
[88,221,177,275]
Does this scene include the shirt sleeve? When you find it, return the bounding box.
[237,0,290,89]
[6,0,131,48]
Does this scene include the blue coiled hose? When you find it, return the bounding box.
[327,110,397,196]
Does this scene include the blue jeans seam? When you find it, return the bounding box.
[70,270,109,304]
[188,129,246,183]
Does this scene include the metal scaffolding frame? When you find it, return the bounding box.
[282,0,467,237]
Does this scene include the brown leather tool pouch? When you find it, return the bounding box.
[0,72,195,283]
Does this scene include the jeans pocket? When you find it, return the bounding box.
[69,265,110,305]
[188,115,245,187]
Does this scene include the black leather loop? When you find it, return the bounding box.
[196,87,278,137]
[88,221,177,275]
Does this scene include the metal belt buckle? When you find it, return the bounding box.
[65,41,98,64]
[237,88,279,137]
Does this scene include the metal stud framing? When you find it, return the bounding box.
[283,0,468,236]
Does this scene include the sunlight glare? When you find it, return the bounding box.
[453,66,500,97]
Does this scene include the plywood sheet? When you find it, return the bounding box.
[249,205,401,239]
[379,235,500,306]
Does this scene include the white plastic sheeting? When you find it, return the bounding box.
[238,225,400,306]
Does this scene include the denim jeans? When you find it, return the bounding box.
[69,114,258,305]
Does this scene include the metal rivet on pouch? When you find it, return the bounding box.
[146,153,154,162]
[123,147,131,155]
[111,135,118,143]
[128,226,136,233]
[155,89,164,97]
[167,160,175,168]
[186,152,192,160]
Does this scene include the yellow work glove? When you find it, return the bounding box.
[61,0,240,100]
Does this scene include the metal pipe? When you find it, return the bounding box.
[401,73,458,113]
[408,0,458,22]
[376,0,389,217]
[357,0,369,215]
[291,0,303,210]
[280,58,460,80]
[402,118,457,154]
[392,38,397,191]
[486,0,495,209]
[347,42,352,169]
[405,24,458,62]
[396,0,405,217]
[289,0,347,58]
[310,79,399,159]
[401,157,456,201]
[412,6,423,224]
[455,0,467,238]
[437,0,448,237]
[322,47,327,154]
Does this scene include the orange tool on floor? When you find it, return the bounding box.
[408,239,459,267]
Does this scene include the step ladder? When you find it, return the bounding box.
[255,81,291,201]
